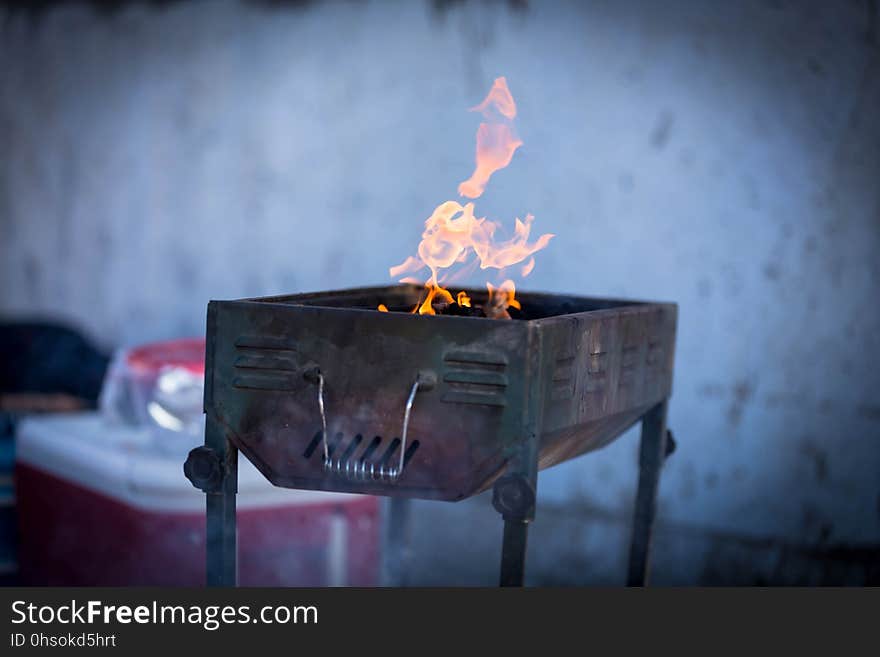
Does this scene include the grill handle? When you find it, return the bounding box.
[304,367,435,483]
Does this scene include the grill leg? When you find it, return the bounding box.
[205,418,238,587]
[499,519,530,586]
[383,497,412,586]
[626,400,669,586]
[493,472,536,587]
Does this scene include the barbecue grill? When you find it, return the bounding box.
[184,284,677,586]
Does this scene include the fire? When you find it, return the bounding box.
[416,283,453,316]
[387,77,553,318]
[485,280,521,320]
[459,77,522,199]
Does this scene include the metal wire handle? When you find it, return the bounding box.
[317,371,328,462]
[311,370,423,483]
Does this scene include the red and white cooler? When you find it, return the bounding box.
[16,413,380,586]
[15,338,380,587]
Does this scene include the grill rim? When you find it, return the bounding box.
[228,283,677,324]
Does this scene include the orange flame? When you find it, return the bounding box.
[392,201,552,279]
[485,280,521,320]
[416,283,453,316]
[458,77,522,199]
[387,77,552,318]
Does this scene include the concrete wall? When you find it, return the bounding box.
[2,0,878,583]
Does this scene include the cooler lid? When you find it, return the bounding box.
[15,412,360,512]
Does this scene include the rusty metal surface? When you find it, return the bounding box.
[203,284,677,501]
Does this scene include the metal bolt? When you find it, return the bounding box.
[492,474,536,522]
[417,370,437,390]
[184,446,223,492]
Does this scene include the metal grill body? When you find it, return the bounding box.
[186,285,677,586]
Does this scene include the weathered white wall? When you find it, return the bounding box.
[2,0,878,582]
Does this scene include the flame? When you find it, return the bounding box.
[470,213,553,271]
[416,283,453,315]
[390,200,552,315]
[390,200,551,310]
[386,77,552,318]
[378,304,388,312]
[458,77,522,199]
[389,256,421,279]
[485,280,520,320]
[470,76,518,120]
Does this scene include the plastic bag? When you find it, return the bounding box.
[99,338,205,457]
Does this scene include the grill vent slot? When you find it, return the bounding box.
[551,354,575,400]
[233,335,299,391]
[325,432,345,459]
[441,350,508,407]
[361,436,383,462]
[339,434,363,462]
[585,349,608,393]
[302,432,420,469]
[303,431,323,459]
[618,344,641,389]
[379,438,402,466]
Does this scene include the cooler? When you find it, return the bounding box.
[15,412,380,586]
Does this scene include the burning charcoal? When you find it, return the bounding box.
[483,288,513,319]
[441,302,481,318]
[483,301,511,320]
[463,305,482,318]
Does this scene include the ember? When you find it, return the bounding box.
[387,77,553,318]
